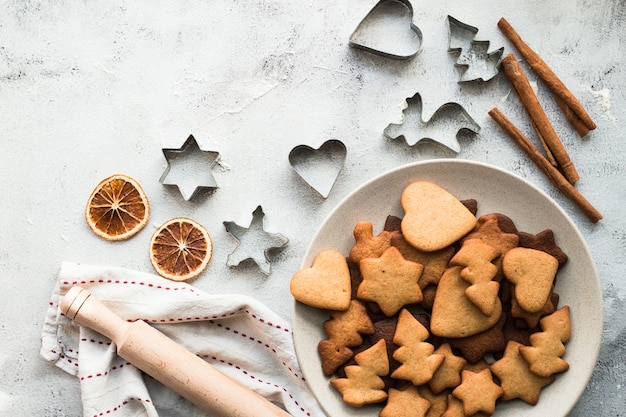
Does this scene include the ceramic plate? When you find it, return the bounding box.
[292,159,602,417]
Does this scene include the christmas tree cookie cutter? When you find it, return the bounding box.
[159,135,220,201]
[447,15,504,83]
[223,206,289,276]
[349,0,423,60]
[288,139,347,198]
[384,92,481,153]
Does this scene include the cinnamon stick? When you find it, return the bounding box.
[489,107,602,223]
[500,53,579,184]
[531,119,558,166]
[555,94,592,137]
[498,17,596,136]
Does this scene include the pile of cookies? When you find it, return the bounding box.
[290,181,571,416]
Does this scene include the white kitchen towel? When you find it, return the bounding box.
[40,262,326,417]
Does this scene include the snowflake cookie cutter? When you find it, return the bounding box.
[349,0,423,60]
[447,15,504,83]
[384,92,481,153]
[223,206,289,276]
[159,135,220,201]
[288,139,347,198]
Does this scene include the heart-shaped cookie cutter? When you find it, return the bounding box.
[289,139,347,198]
[349,0,423,60]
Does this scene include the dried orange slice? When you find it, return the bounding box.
[85,174,150,241]
[149,217,213,281]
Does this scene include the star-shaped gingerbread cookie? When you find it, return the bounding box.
[358,246,424,316]
[469,214,520,252]
[452,368,503,416]
[518,229,568,266]
[428,342,466,394]
[223,206,288,275]
[391,233,454,289]
[380,384,431,417]
[491,340,555,405]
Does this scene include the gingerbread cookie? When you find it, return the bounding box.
[401,181,477,252]
[503,247,559,313]
[380,384,431,417]
[418,385,449,417]
[461,198,479,215]
[391,233,454,289]
[318,300,375,375]
[518,229,568,266]
[318,341,354,377]
[449,238,501,316]
[290,249,351,311]
[358,246,424,316]
[428,342,467,394]
[510,290,557,328]
[349,221,396,264]
[330,339,389,407]
[391,309,444,386]
[430,266,502,338]
[519,306,571,378]
[383,215,403,232]
[323,300,375,347]
[466,214,520,282]
[446,312,507,364]
[491,340,555,405]
[452,368,503,416]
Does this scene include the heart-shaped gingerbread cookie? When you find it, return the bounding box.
[430,266,502,338]
[290,249,351,311]
[401,181,477,252]
[503,247,559,313]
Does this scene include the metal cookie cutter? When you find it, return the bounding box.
[159,135,220,201]
[288,139,347,198]
[349,0,423,60]
[223,206,289,276]
[384,92,481,153]
[447,15,504,83]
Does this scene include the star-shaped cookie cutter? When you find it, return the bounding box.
[223,206,289,276]
[159,135,220,201]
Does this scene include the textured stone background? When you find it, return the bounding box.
[0,0,624,415]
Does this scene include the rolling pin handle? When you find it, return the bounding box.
[60,286,130,344]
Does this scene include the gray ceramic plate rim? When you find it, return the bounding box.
[292,159,602,417]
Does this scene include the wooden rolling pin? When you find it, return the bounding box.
[61,286,291,417]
